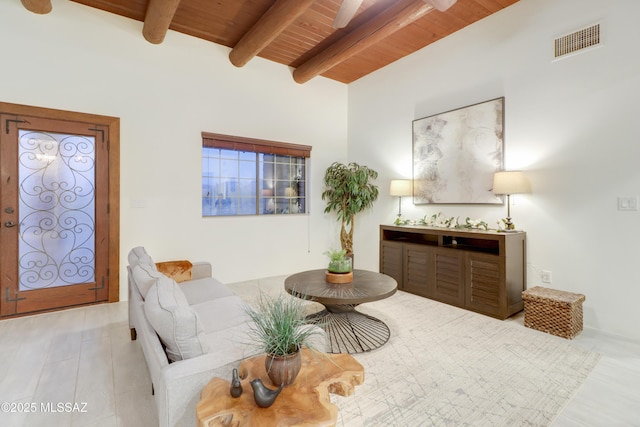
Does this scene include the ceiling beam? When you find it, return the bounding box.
[142,0,182,44]
[293,0,435,84]
[20,0,52,14]
[229,0,315,68]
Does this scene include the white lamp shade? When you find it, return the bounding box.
[492,171,531,195]
[390,179,412,197]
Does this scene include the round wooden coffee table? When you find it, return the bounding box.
[284,269,397,354]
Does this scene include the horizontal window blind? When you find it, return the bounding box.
[202,132,311,158]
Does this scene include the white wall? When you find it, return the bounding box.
[3,0,639,341]
[0,1,348,299]
[348,0,640,340]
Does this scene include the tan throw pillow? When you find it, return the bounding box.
[156,260,193,283]
[143,276,208,362]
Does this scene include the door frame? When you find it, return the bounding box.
[0,101,120,312]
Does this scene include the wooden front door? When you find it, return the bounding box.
[0,110,115,316]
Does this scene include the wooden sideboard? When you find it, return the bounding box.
[379,225,526,319]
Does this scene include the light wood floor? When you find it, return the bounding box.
[0,280,638,427]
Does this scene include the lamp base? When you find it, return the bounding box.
[501,217,519,232]
[502,195,517,231]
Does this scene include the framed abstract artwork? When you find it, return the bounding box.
[412,97,504,204]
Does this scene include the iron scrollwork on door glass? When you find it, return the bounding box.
[18,130,96,290]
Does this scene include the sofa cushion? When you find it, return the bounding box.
[191,296,251,334]
[128,246,157,270]
[202,323,257,365]
[144,276,208,362]
[132,264,164,299]
[179,277,236,305]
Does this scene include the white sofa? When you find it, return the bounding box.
[127,247,259,427]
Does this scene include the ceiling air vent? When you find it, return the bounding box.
[554,24,601,59]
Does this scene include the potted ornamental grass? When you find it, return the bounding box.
[244,292,322,386]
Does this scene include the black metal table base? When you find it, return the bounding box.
[307,308,391,354]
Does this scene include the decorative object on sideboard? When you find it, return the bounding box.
[322,162,379,260]
[412,97,504,204]
[394,212,489,230]
[492,171,531,231]
[390,179,412,222]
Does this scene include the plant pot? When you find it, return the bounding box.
[325,270,353,284]
[265,349,302,386]
[328,257,352,273]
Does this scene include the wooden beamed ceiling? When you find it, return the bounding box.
[21,0,519,84]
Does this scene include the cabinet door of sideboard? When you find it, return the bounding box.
[465,252,506,318]
[433,248,465,307]
[403,243,434,298]
[380,240,403,288]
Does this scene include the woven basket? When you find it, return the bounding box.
[522,286,585,339]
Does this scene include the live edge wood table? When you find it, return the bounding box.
[285,269,398,354]
[196,348,364,427]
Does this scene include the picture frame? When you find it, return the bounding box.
[412,97,504,204]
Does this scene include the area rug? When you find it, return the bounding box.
[229,277,601,427]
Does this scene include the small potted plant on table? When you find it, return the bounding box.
[324,248,353,284]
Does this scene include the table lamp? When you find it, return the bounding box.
[492,171,531,230]
[390,179,412,218]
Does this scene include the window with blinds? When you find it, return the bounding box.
[202,132,311,216]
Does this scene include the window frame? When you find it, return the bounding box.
[202,132,311,217]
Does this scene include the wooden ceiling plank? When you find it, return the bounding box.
[143,0,182,44]
[292,0,435,84]
[472,0,505,13]
[266,35,318,59]
[54,0,520,84]
[20,0,52,14]
[69,0,147,21]
[323,0,500,83]
[171,0,273,47]
[229,0,316,68]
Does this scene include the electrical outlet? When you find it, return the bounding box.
[618,196,638,211]
[130,199,147,208]
[541,270,552,284]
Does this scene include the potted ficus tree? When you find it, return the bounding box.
[322,162,379,262]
